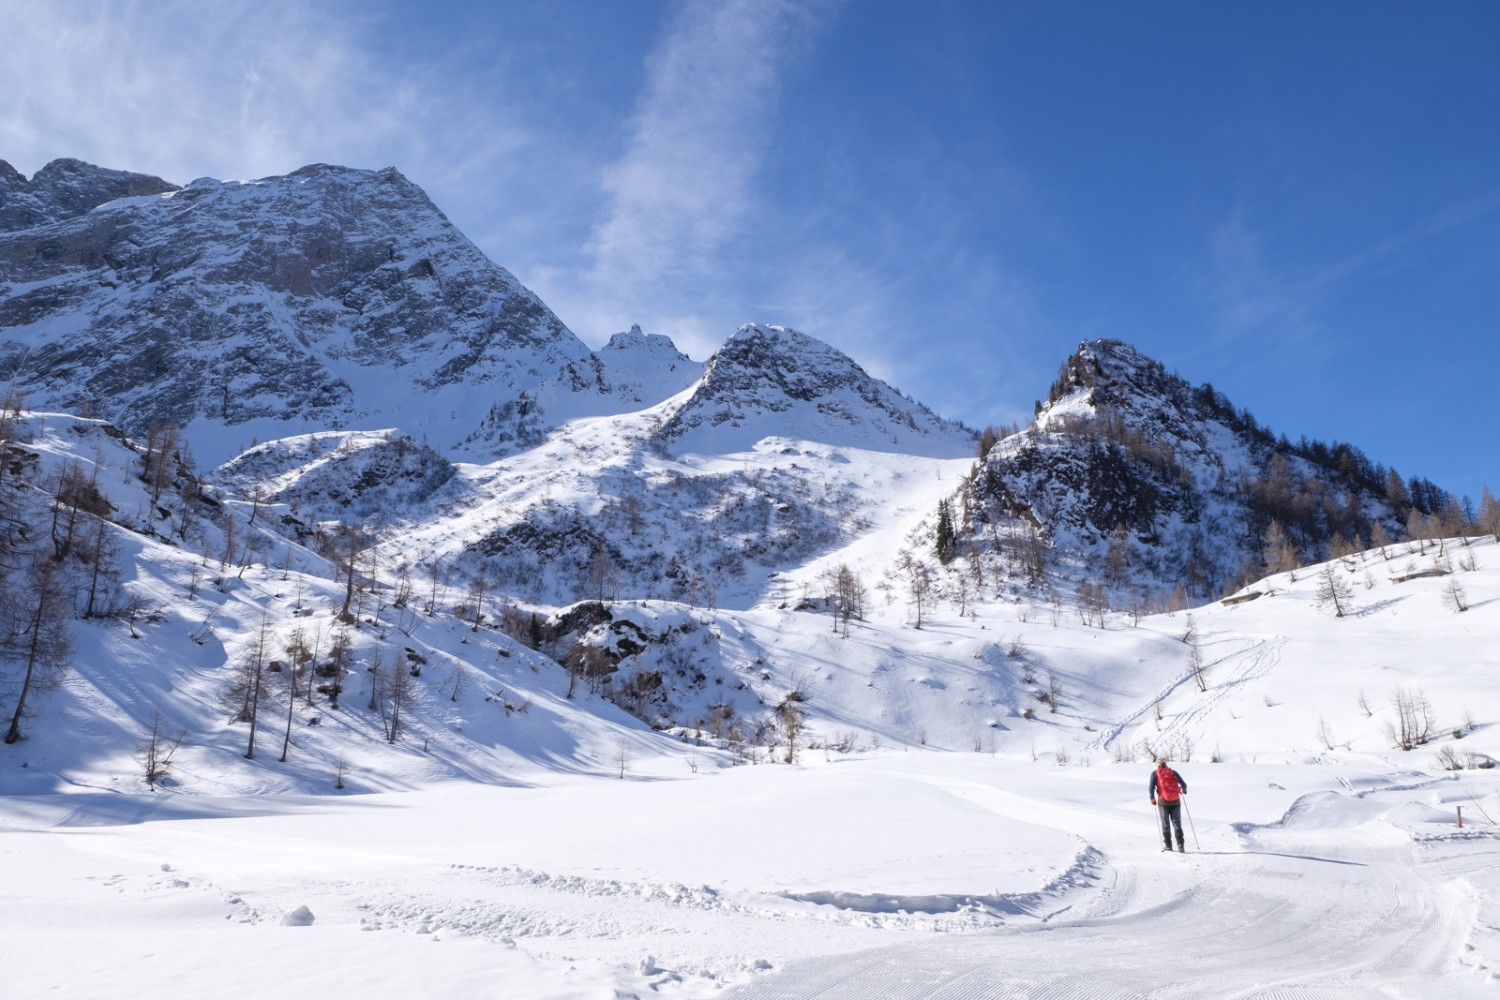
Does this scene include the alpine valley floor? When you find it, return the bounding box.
[3,756,1496,999]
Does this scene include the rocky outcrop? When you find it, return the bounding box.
[0,158,179,233]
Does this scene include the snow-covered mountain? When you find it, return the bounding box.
[0,160,589,463]
[0,157,179,231]
[656,323,973,457]
[4,157,1480,733]
[952,339,1453,607]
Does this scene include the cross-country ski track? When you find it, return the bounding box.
[712,770,1488,1000]
[7,757,1494,999]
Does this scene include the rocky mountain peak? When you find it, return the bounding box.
[602,324,688,359]
[0,157,178,233]
[656,323,974,456]
[0,159,586,463]
[970,337,1422,603]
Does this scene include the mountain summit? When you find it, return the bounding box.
[658,323,974,457]
[0,161,587,462]
[0,157,179,231]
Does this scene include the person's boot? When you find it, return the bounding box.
[1177,841,1186,852]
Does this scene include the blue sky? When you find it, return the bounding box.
[2,0,1496,503]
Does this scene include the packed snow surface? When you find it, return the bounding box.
[5,759,1497,998]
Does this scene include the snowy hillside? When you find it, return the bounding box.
[207,319,976,615]
[3,398,1498,997]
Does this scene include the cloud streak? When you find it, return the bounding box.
[553,0,826,353]
[1200,189,1500,361]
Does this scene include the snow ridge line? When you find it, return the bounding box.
[780,846,1106,922]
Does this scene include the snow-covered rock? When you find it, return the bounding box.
[657,323,976,458]
[0,157,179,232]
[0,161,588,464]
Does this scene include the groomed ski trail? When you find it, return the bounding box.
[710,775,1478,1000]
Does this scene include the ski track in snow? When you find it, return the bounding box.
[711,774,1480,1000]
[8,763,1496,999]
[1086,635,1282,758]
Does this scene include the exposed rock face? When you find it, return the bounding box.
[0,158,179,232]
[0,161,587,462]
[965,339,1411,600]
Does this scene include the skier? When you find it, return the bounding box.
[1149,757,1188,852]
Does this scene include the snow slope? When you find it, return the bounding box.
[3,408,1497,996]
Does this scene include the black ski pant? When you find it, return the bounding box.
[1158,800,1184,847]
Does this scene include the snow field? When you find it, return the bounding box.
[4,759,1497,998]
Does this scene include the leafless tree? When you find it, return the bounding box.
[1479,487,1500,542]
[1261,520,1301,576]
[619,494,645,537]
[391,562,414,609]
[1314,565,1354,618]
[383,648,409,744]
[424,557,445,615]
[614,738,634,779]
[136,707,185,789]
[586,546,614,604]
[899,553,933,629]
[142,420,181,508]
[219,511,238,573]
[1017,521,1048,584]
[464,569,490,631]
[279,629,316,761]
[1079,580,1109,628]
[48,461,100,562]
[833,563,867,637]
[322,622,353,709]
[232,617,274,759]
[1383,686,1434,751]
[81,513,121,618]
[1188,639,1206,693]
[1442,578,1468,613]
[2,557,75,744]
[1104,523,1131,588]
[777,686,808,762]
[327,521,370,624]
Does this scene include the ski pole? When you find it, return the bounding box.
[1184,797,1200,851]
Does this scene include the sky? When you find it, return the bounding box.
[1,0,1496,503]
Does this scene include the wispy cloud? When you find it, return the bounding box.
[544,0,828,353]
[1203,191,1500,352]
